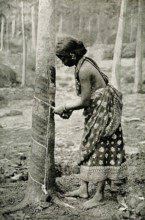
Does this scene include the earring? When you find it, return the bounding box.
[70,53,76,60]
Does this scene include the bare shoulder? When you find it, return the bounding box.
[79,60,99,79]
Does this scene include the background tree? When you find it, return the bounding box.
[0,15,5,51]
[111,0,127,91]
[134,0,143,93]
[31,3,36,51]
[21,0,27,87]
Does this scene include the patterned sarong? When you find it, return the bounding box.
[75,57,127,183]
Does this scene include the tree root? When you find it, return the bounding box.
[52,195,75,209]
[0,191,76,217]
[0,197,29,215]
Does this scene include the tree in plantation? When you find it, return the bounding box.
[111,0,127,91]
[1,0,56,215]
[0,15,5,51]
[6,20,9,51]
[23,0,56,203]
[11,19,16,38]
[134,0,143,93]
[31,3,36,51]
[21,0,27,87]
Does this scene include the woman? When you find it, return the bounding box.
[55,37,127,209]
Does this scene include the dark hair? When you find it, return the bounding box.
[56,37,87,58]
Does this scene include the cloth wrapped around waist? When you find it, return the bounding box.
[83,84,123,140]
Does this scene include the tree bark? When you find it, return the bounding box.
[31,5,36,51]
[0,17,5,51]
[21,0,27,87]
[58,14,63,34]
[88,16,91,40]
[78,2,83,36]
[71,2,74,33]
[26,0,56,203]
[130,8,134,43]
[6,21,9,51]
[111,0,127,91]
[11,19,16,38]
[96,14,102,43]
[134,0,143,93]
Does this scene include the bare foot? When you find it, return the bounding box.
[82,193,105,210]
[65,189,89,199]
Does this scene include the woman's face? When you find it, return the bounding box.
[57,55,76,67]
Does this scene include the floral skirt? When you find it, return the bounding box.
[77,85,127,183]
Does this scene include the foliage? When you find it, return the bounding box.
[0,0,145,55]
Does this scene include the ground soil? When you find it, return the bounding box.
[0,58,145,220]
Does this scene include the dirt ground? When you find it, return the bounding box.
[0,58,145,220]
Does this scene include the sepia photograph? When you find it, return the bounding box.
[0,0,145,219]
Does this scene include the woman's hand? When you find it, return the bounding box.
[54,105,65,115]
[60,110,73,119]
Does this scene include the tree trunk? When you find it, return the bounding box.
[21,0,27,87]
[31,5,36,51]
[111,0,127,91]
[71,3,74,33]
[130,9,134,43]
[134,0,143,93]
[58,14,63,34]
[78,2,83,36]
[88,16,91,40]
[0,17,5,51]
[11,19,16,38]
[6,21,9,51]
[96,14,102,43]
[26,0,56,203]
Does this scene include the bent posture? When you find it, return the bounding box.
[55,37,127,209]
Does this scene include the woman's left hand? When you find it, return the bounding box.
[54,105,65,115]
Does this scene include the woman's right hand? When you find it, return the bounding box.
[60,110,73,119]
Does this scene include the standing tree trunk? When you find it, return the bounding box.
[130,8,134,43]
[96,14,102,43]
[11,19,16,38]
[31,5,36,51]
[25,0,56,203]
[6,21,9,51]
[21,0,27,87]
[78,2,83,37]
[111,0,127,91]
[134,0,143,93]
[0,16,5,51]
[71,2,74,33]
[0,1,56,214]
[88,16,91,40]
[58,14,63,34]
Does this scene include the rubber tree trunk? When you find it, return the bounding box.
[134,0,143,93]
[88,16,91,40]
[6,21,9,51]
[78,2,83,37]
[58,14,63,34]
[25,0,56,204]
[21,0,27,87]
[31,5,36,51]
[130,8,134,43]
[0,17,5,51]
[11,19,16,38]
[111,0,127,91]
[71,2,74,32]
[96,14,102,43]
